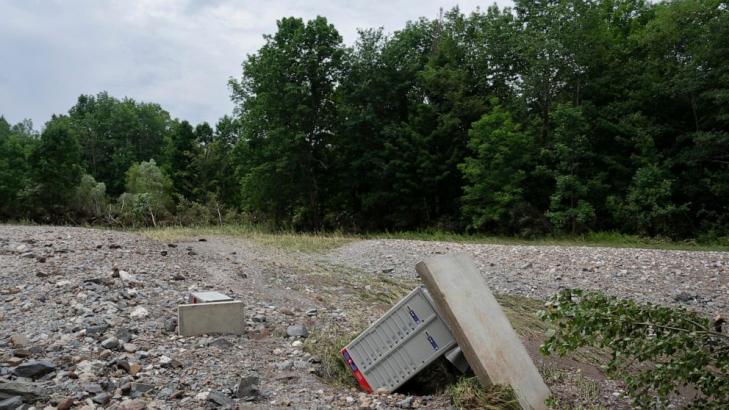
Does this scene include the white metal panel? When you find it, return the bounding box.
[341,286,456,393]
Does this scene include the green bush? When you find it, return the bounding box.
[539,289,729,408]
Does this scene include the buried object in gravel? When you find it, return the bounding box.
[340,285,457,393]
[416,254,551,410]
[341,254,550,410]
[177,291,245,337]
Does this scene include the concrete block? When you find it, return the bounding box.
[416,254,550,410]
[189,291,233,303]
[177,301,245,337]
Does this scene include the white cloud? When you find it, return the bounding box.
[0,0,512,129]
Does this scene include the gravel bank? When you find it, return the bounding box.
[324,239,729,316]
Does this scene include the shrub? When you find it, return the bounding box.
[539,289,729,408]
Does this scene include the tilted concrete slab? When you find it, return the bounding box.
[177,300,245,337]
[416,254,550,410]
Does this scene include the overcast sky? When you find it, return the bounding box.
[0,0,512,129]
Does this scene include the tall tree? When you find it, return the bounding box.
[230,16,345,228]
[27,117,83,218]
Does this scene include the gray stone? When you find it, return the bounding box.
[13,360,55,379]
[163,318,177,333]
[207,391,233,407]
[0,396,22,410]
[210,338,233,349]
[252,314,266,323]
[236,376,260,399]
[398,396,414,408]
[101,337,120,350]
[286,324,309,338]
[276,360,293,371]
[131,383,154,398]
[675,292,695,303]
[0,380,48,402]
[92,392,111,404]
[116,328,132,343]
[85,324,109,336]
[84,383,104,394]
[305,308,318,316]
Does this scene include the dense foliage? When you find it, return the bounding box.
[1,0,728,238]
[539,289,729,408]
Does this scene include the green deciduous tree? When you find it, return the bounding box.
[460,101,537,234]
[27,117,83,219]
[119,159,173,227]
[230,16,345,229]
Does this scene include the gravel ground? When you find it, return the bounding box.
[2,225,726,409]
[323,239,729,317]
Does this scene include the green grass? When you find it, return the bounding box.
[136,224,729,253]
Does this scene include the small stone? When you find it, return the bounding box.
[13,348,31,358]
[306,308,318,316]
[129,307,149,319]
[128,363,142,376]
[131,383,154,398]
[279,308,295,316]
[236,375,260,399]
[675,292,695,303]
[92,392,111,404]
[116,328,133,343]
[57,397,74,410]
[101,337,120,350]
[520,262,533,269]
[277,360,293,371]
[209,338,233,349]
[84,383,104,394]
[398,396,415,408]
[287,324,309,338]
[164,318,177,332]
[252,314,267,323]
[291,340,303,348]
[13,360,55,379]
[10,333,30,347]
[207,391,233,407]
[20,251,36,258]
[160,250,168,256]
[118,399,147,410]
[123,343,138,353]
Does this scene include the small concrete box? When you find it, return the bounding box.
[189,291,233,304]
[341,286,456,393]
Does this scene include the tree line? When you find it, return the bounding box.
[1,0,728,239]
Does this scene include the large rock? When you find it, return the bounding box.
[13,360,55,379]
[0,380,49,402]
[0,396,22,410]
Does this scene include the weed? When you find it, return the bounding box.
[447,377,519,410]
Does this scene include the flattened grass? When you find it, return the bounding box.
[137,225,353,253]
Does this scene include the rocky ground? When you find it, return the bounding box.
[324,240,729,316]
[1,225,726,409]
